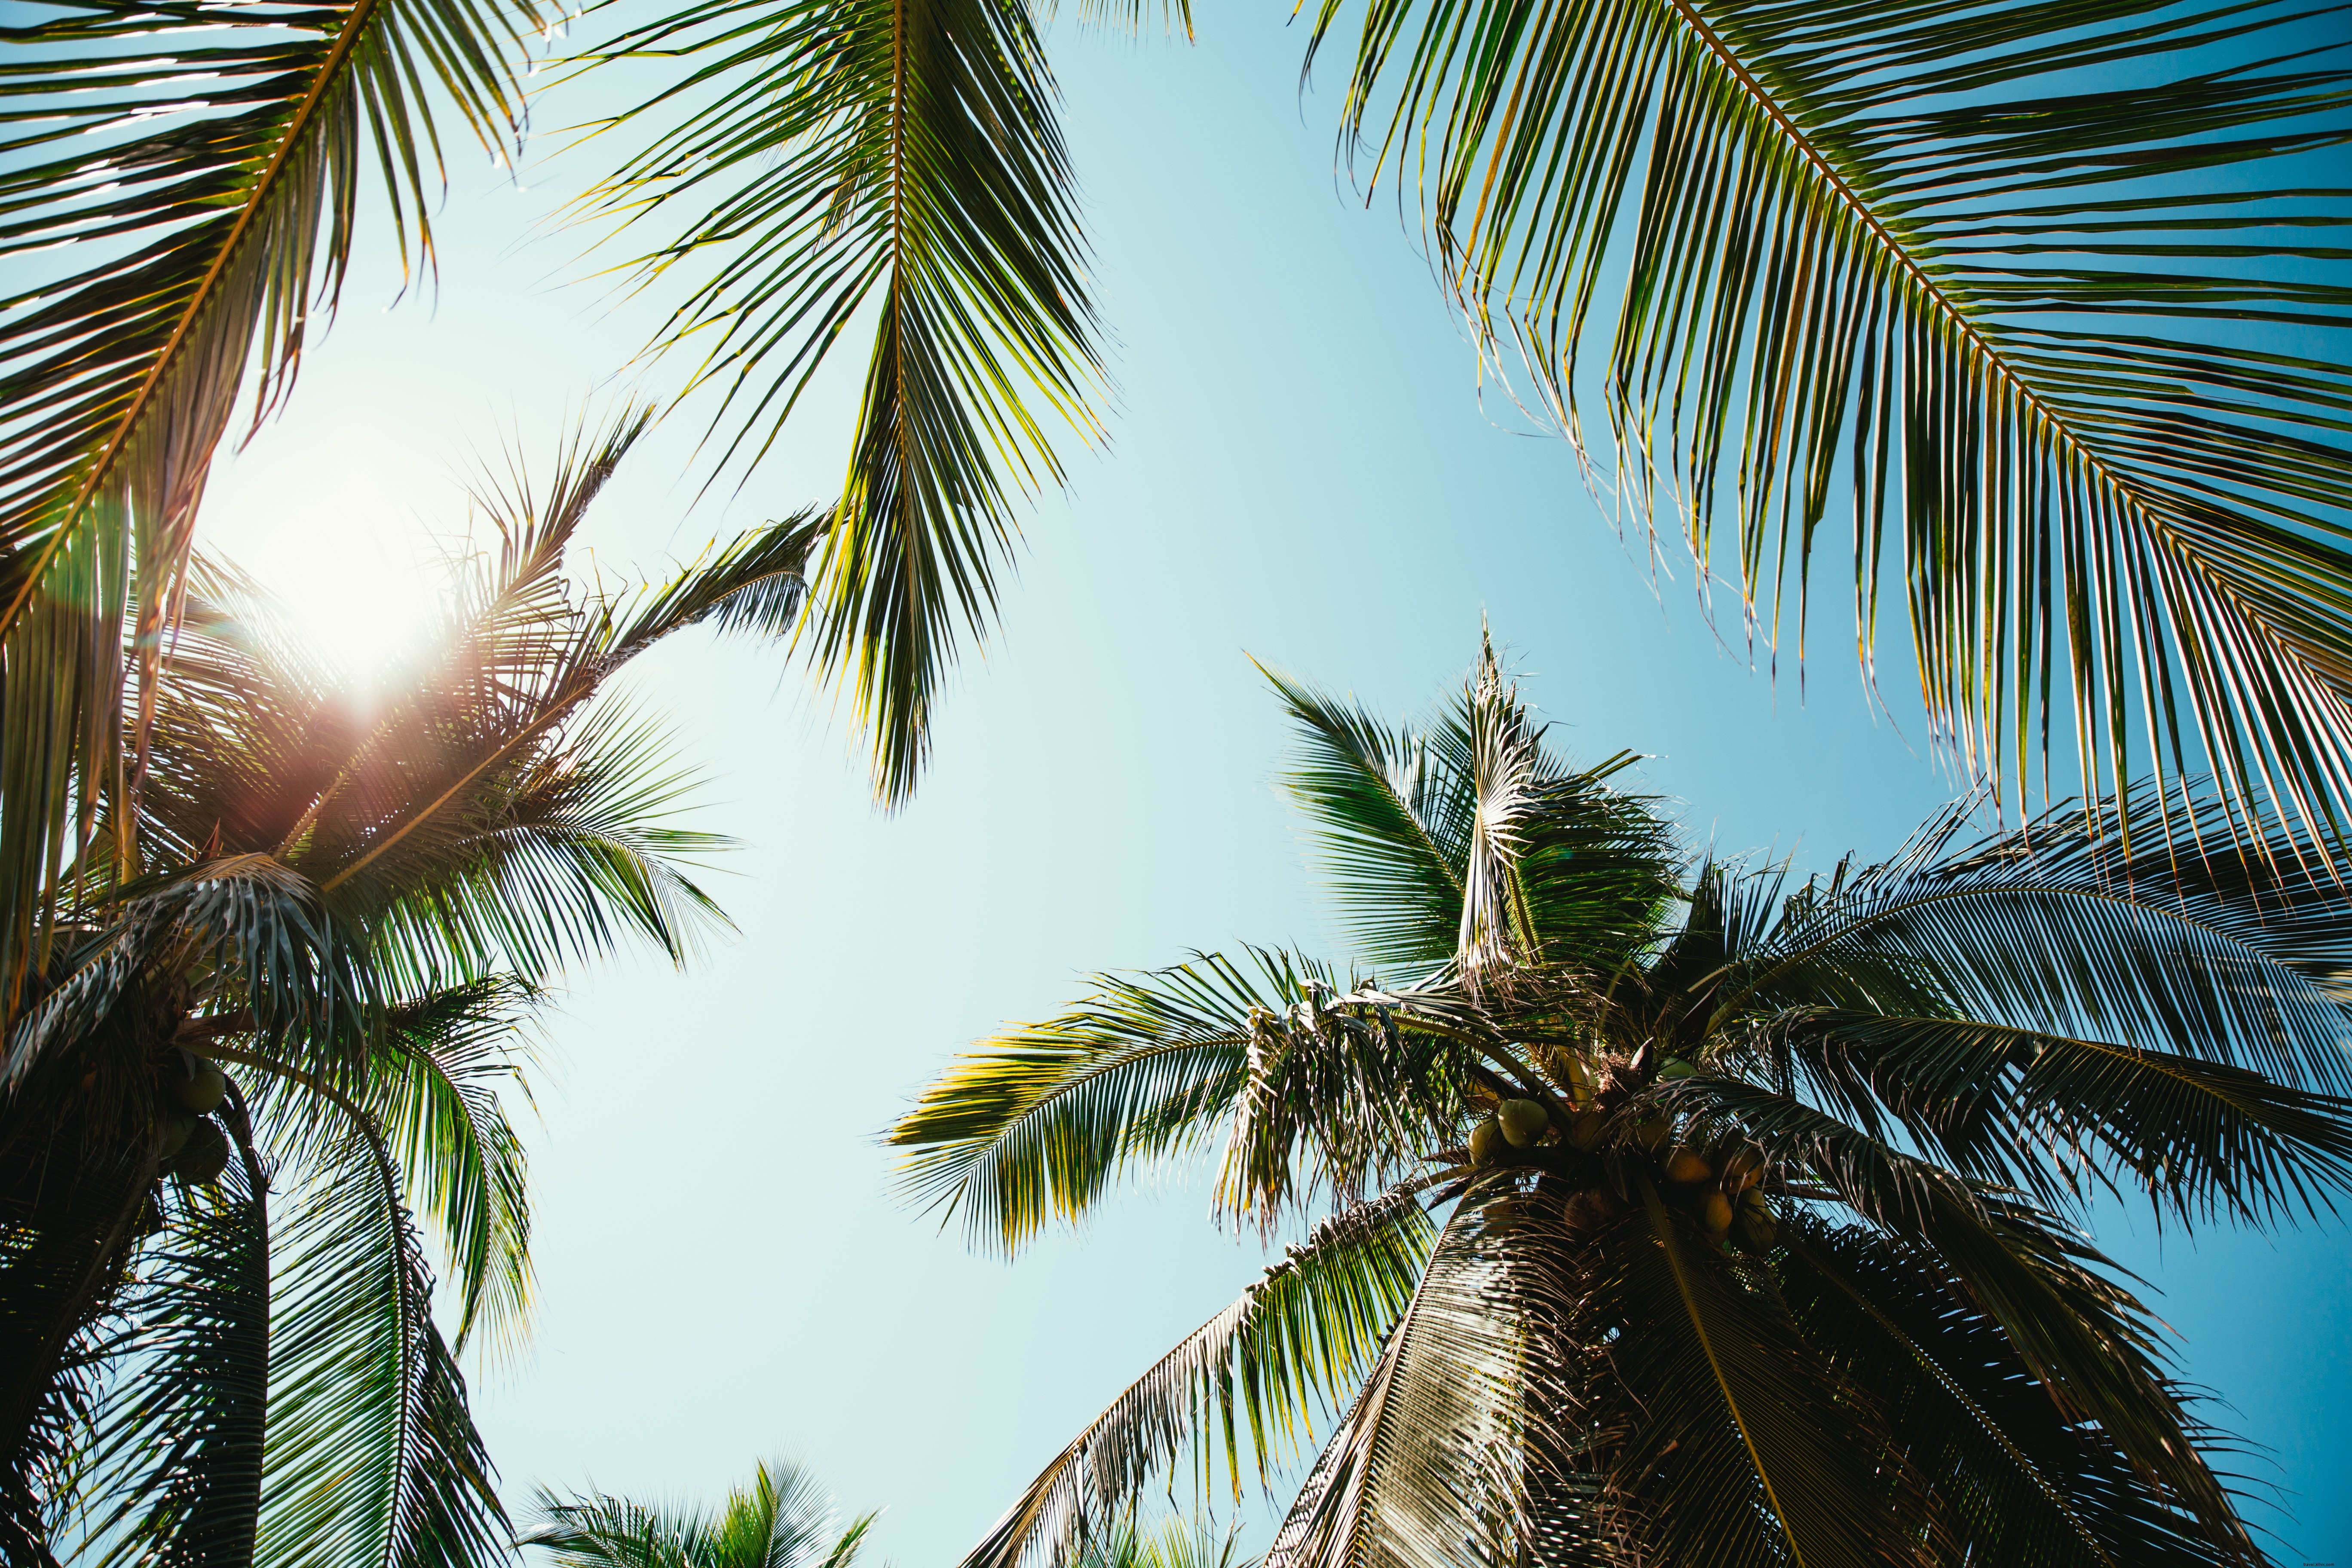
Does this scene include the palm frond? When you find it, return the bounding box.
[525,1457,873,1568]
[372,979,539,1361]
[251,1088,508,1568]
[1735,787,2352,1093]
[1305,0,2352,850]
[1259,1204,1520,1568]
[958,1186,1435,1568]
[0,0,543,1001]
[1779,1216,2260,1566]
[574,0,1106,803]
[75,1093,271,1568]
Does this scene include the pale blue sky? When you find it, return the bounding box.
[197,9,2349,1561]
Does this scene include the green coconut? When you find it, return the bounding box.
[1738,1185,1771,1217]
[1497,1098,1550,1148]
[1634,1113,1674,1151]
[173,1057,227,1115]
[1657,1057,1698,1081]
[1468,1117,1505,1167]
[169,1119,230,1185]
[158,1111,195,1161]
[1663,1148,1713,1185]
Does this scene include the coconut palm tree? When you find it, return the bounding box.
[525,1456,876,1568]
[0,414,821,1565]
[888,636,2352,1568]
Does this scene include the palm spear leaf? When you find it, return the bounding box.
[249,1080,508,1568]
[0,0,542,1001]
[1305,0,2352,846]
[1778,1216,2257,1567]
[75,1093,272,1568]
[575,0,1106,802]
[957,1186,1435,1568]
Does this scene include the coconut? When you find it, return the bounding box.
[1498,1098,1550,1148]
[159,1112,195,1161]
[1700,1190,1734,1234]
[1568,1109,1609,1152]
[1736,1210,1778,1251]
[1721,1148,1764,1194]
[1657,1057,1698,1081]
[173,1057,227,1115]
[1468,1117,1505,1167]
[1634,1113,1674,1151]
[1738,1186,1771,1217]
[1566,1188,1625,1232]
[169,1119,230,1185]
[1663,1148,1713,1185]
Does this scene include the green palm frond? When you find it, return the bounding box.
[888,950,1467,1250]
[1305,0,2352,848]
[526,1456,875,1568]
[1779,1216,2254,1567]
[252,1093,508,1568]
[1263,651,1679,984]
[574,0,1106,803]
[74,1094,271,1568]
[1259,1204,1520,1568]
[958,1185,1434,1568]
[0,0,543,1002]
[373,979,539,1361]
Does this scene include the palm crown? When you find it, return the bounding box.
[0,417,818,1566]
[890,637,2352,1568]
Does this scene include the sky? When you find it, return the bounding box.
[192,7,2350,1563]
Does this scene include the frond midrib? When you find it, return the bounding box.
[1634,0,2345,731]
[0,0,395,640]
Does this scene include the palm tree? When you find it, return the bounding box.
[0,414,820,1565]
[525,1456,876,1568]
[888,636,2352,1568]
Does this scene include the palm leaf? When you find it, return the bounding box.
[575,0,1106,802]
[958,1185,1435,1568]
[1778,1216,2258,1567]
[75,1092,272,1568]
[0,0,543,1001]
[1305,0,2352,848]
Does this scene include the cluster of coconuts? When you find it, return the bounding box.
[1463,1067,1779,1253]
[156,1054,233,1186]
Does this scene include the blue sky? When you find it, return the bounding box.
[198,9,2349,1562]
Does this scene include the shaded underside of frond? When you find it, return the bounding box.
[1310,0,2352,851]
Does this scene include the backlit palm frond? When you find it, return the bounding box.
[526,1458,874,1568]
[372,979,539,1362]
[1259,1204,1521,1568]
[1307,0,2352,851]
[1741,787,2352,1093]
[958,1185,1435,1568]
[578,0,1106,804]
[74,1095,271,1568]
[253,1095,508,1568]
[0,0,543,1001]
[1779,1216,2259,1567]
